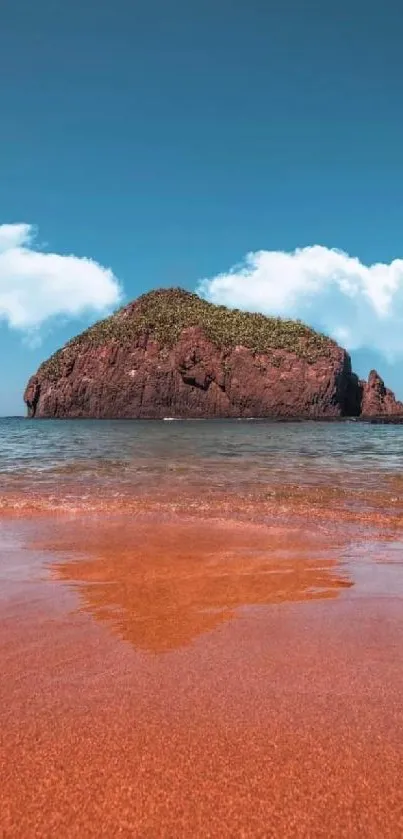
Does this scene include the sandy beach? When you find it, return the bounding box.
[1,506,403,838]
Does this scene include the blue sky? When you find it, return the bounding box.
[1,0,403,414]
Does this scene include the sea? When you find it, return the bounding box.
[1,417,403,836]
[1,416,403,517]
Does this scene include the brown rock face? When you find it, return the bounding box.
[360,370,403,417]
[23,289,403,420]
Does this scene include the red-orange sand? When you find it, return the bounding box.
[1,514,403,838]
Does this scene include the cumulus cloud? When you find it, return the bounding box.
[0,223,121,334]
[198,246,403,357]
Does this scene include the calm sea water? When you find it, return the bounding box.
[1,417,403,520]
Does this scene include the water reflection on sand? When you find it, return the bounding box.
[41,518,353,652]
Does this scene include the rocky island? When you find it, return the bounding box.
[24,288,403,420]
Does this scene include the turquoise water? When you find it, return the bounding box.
[0,418,403,474]
[2,417,403,472]
[1,417,403,519]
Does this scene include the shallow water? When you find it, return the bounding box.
[2,418,403,524]
[3,417,403,476]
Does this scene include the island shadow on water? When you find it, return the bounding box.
[42,517,353,653]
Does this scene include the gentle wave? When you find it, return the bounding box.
[1,418,403,536]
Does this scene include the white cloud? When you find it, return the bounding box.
[0,223,122,334]
[198,246,403,357]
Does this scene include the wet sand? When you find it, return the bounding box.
[1,513,403,837]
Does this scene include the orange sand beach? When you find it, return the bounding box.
[1,502,403,838]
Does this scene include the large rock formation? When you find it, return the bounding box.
[24,288,403,420]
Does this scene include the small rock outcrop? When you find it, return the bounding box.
[360,370,403,417]
[24,289,403,420]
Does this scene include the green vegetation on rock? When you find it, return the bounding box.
[38,288,336,380]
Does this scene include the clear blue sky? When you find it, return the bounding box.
[1,0,403,414]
